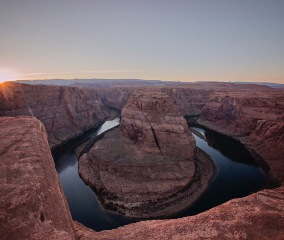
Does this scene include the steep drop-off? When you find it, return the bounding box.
[0,82,111,150]
[0,117,76,240]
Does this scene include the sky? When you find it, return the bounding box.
[0,0,284,83]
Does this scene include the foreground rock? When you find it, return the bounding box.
[79,91,215,218]
[75,186,284,240]
[0,117,75,239]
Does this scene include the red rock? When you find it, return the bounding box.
[120,91,196,158]
[74,186,284,240]
[0,82,111,150]
[199,89,284,185]
[79,91,215,218]
[0,116,76,239]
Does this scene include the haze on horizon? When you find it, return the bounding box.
[0,0,284,84]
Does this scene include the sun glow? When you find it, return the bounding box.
[0,69,18,83]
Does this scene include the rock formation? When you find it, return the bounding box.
[0,82,111,150]
[119,91,196,158]
[79,91,215,218]
[0,116,76,240]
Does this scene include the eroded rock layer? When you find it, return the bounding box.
[79,91,215,218]
[120,91,196,159]
[0,82,111,149]
[199,89,284,185]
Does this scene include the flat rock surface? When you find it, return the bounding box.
[0,116,75,240]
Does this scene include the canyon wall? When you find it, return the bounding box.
[96,86,212,115]
[0,82,111,150]
[1,81,283,185]
[199,89,284,185]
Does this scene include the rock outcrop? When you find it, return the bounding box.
[0,82,111,150]
[199,89,284,185]
[79,91,215,218]
[0,116,76,240]
[120,91,196,158]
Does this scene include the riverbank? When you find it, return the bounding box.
[195,119,280,188]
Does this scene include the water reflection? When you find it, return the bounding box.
[55,118,136,231]
[54,120,265,231]
[178,127,265,216]
[204,129,255,165]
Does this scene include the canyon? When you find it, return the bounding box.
[0,80,283,239]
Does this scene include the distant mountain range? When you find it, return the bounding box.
[15,79,284,88]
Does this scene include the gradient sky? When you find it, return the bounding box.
[0,0,284,83]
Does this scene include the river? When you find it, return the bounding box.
[54,118,265,231]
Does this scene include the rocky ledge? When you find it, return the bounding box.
[79,91,215,218]
[0,116,75,239]
[75,186,284,240]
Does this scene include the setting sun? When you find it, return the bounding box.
[0,69,17,83]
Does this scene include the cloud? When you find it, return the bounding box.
[82,69,138,74]
[10,69,138,77]
[11,72,73,76]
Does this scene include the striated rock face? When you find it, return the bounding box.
[79,91,215,218]
[120,91,196,159]
[75,186,284,240]
[199,89,284,185]
[0,82,111,149]
[161,87,212,115]
[95,86,212,115]
[0,116,76,240]
[96,87,134,111]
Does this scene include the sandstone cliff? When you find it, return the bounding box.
[0,82,111,150]
[199,89,284,185]
[0,116,76,239]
